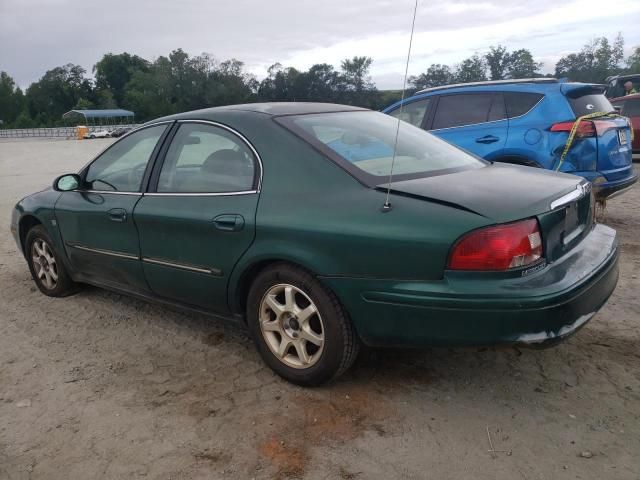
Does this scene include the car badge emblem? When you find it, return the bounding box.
[585,104,595,110]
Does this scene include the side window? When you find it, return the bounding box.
[157,123,257,193]
[504,92,544,118]
[432,94,494,129]
[488,94,506,121]
[623,99,640,116]
[387,98,431,128]
[85,124,167,192]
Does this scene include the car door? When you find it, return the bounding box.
[427,93,507,158]
[133,120,260,313]
[55,123,171,289]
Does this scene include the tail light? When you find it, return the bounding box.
[448,219,543,271]
[550,120,596,138]
[550,119,619,137]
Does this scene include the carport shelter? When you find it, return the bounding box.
[62,109,135,126]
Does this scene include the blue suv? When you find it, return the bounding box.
[382,79,637,200]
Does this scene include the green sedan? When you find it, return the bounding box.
[10,103,619,386]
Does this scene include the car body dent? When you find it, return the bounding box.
[515,311,594,344]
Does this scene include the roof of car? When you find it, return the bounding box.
[156,103,366,122]
[415,78,559,95]
[611,93,640,102]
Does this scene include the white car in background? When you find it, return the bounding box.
[84,129,112,139]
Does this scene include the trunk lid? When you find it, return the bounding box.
[380,162,593,263]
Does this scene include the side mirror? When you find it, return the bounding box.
[53,174,81,192]
[613,105,622,113]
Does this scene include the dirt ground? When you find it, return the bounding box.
[0,138,638,480]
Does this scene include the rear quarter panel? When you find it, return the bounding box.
[223,115,491,310]
[502,89,599,172]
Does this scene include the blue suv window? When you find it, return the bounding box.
[432,94,503,129]
[504,92,543,118]
[387,98,431,127]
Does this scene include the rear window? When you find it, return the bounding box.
[568,93,614,116]
[276,111,484,186]
[504,92,543,118]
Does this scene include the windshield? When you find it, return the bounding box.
[277,111,485,186]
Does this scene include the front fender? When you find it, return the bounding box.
[12,189,63,257]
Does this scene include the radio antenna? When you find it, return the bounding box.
[382,0,419,212]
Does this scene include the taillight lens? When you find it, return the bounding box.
[448,219,543,271]
[550,120,596,138]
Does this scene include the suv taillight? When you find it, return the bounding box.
[448,219,543,271]
[550,119,620,137]
[550,120,596,138]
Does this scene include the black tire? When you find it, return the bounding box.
[247,263,360,386]
[25,225,77,297]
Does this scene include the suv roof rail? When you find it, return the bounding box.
[415,78,559,95]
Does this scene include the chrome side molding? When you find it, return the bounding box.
[142,257,222,276]
[66,243,139,260]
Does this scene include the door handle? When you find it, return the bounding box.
[213,214,245,232]
[476,135,499,144]
[107,208,127,223]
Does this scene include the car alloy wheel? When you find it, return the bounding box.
[31,238,58,290]
[259,283,324,369]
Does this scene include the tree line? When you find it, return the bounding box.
[1,33,639,129]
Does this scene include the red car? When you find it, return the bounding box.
[611,93,640,161]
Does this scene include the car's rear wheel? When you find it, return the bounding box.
[247,263,359,386]
[25,225,77,297]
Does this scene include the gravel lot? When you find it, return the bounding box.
[1,138,639,480]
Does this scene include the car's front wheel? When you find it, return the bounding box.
[25,225,77,297]
[247,263,359,386]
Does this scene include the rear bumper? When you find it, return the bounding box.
[322,224,618,348]
[593,171,638,200]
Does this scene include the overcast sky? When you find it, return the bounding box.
[1,0,639,90]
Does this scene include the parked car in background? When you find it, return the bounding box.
[110,126,133,138]
[84,129,112,139]
[611,93,640,161]
[11,103,619,385]
[383,79,637,200]
[605,74,640,99]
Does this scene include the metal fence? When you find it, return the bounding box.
[0,124,139,139]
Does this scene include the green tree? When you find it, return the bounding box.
[628,46,640,73]
[25,64,93,125]
[409,64,455,90]
[506,49,542,78]
[485,45,542,80]
[258,63,301,101]
[455,54,487,83]
[339,56,378,107]
[555,34,625,82]
[295,64,341,102]
[0,72,26,127]
[94,53,149,107]
[485,45,509,80]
